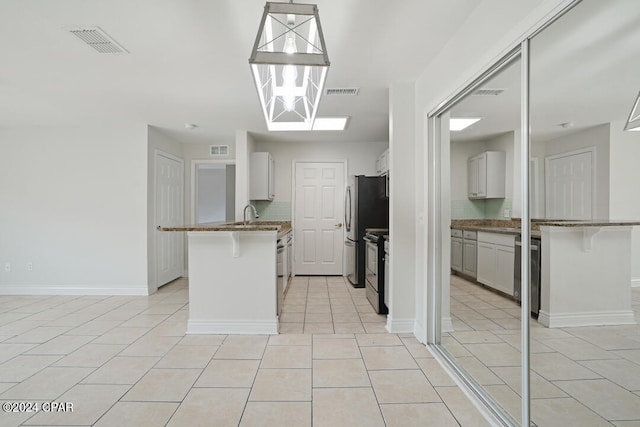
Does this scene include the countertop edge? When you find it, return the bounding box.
[158,221,292,237]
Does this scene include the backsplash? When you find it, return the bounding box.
[451,198,512,220]
[252,200,292,221]
[451,199,485,219]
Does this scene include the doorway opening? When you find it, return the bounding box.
[191,161,236,224]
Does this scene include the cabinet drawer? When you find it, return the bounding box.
[451,229,463,238]
[463,230,477,240]
[478,231,515,247]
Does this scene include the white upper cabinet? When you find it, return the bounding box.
[467,151,505,199]
[376,148,389,176]
[250,152,275,200]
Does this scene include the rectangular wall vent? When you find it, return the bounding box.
[210,145,230,156]
[325,88,359,96]
[68,26,128,54]
[473,88,505,96]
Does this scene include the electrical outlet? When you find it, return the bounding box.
[503,209,511,218]
[4,262,10,272]
[27,262,33,271]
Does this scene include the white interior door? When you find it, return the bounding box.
[156,152,184,287]
[545,149,593,219]
[294,161,345,275]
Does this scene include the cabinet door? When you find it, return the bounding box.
[476,153,487,197]
[468,157,479,198]
[268,155,275,199]
[462,240,477,277]
[250,152,275,200]
[451,237,463,272]
[476,241,496,286]
[495,244,515,295]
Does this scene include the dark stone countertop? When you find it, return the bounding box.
[159,221,292,238]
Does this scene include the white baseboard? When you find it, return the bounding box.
[538,309,636,328]
[187,319,278,335]
[0,285,149,296]
[441,316,454,333]
[385,317,414,333]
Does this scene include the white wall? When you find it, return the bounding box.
[388,82,416,332]
[235,131,256,221]
[542,124,610,219]
[609,120,640,286]
[254,140,387,204]
[0,125,150,295]
[147,126,184,292]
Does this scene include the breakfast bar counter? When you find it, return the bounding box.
[159,221,291,334]
[536,220,640,328]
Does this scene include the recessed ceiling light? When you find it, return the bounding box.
[267,117,349,132]
[312,117,349,131]
[184,123,198,130]
[450,117,481,131]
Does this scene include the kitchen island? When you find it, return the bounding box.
[450,219,640,328]
[160,221,291,334]
[537,220,640,328]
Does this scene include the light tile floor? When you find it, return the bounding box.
[0,276,490,427]
[445,274,640,426]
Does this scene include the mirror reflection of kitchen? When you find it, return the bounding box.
[528,1,640,425]
[444,0,640,424]
[446,57,524,423]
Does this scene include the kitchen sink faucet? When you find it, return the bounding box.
[243,204,259,226]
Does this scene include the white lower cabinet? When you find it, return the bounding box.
[476,232,514,295]
[462,231,477,278]
[451,229,463,273]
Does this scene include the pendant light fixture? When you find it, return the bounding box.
[249,1,330,131]
[624,90,640,131]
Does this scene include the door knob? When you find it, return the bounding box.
[335,223,343,229]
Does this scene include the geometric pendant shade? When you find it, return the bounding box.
[249,2,330,131]
[624,90,640,131]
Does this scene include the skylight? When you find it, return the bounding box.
[450,117,481,131]
[312,117,349,131]
[267,117,349,132]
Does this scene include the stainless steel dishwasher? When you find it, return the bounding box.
[514,236,541,316]
[276,238,285,315]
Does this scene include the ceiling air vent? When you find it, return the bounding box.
[68,26,128,54]
[473,88,505,96]
[325,88,359,96]
[210,145,230,156]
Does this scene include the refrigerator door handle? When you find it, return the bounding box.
[344,186,351,233]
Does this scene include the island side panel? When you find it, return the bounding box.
[540,226,635,328]
[186,231,278,334]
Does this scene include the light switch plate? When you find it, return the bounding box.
[503,209,510,218]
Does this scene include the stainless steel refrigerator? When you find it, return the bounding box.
[344,175,389,288]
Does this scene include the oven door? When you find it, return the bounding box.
[345,238,357,285]
[364,238,378,292]
[277,242,285,316]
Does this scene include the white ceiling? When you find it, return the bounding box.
[450,0,640,144]
[0,0,480,145]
